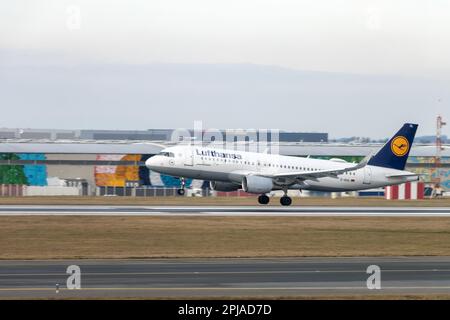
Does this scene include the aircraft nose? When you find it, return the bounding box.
[145,156,158,169]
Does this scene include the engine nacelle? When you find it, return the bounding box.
[210,181,240,192]
[242,175,273,194]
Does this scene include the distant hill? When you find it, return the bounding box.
[331,135,449,144]
[0,49,449,138]
[414,135,449,144]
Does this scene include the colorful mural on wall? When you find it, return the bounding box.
[94,154,196,187]
[0,154,28,185]
[0,153,48,186]
[94,154,141,187]
[18,154,48,186]
[408,156,450,190]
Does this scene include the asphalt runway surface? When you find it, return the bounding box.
[0,205,450,216]
[1,257,450,298]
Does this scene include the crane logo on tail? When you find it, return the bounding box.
[391,136,409,157]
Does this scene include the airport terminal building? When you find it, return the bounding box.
[0,128,449,196]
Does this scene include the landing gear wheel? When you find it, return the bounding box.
[280,196,292,206]
[177,177,186,196]
[258,194,270,205]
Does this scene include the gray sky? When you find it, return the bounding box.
[0,0,449,138]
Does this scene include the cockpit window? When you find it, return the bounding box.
[158,152,175,157]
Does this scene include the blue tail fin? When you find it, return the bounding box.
[367,123,418,170]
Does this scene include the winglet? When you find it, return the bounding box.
[352,151,374,170]
[359,151,374,167]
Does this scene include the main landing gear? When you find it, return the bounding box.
[177,177,186,196]
[258,194,270,205]
[257,192,292,206]
[280,195,292,206]
[280,188,292,206]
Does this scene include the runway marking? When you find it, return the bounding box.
[1,286,450,292]
[1,256,449,296]
[1,269,450,277]
[2,211,450,217]
[1,204,450,217]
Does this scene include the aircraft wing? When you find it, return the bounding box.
[260,153,372,181]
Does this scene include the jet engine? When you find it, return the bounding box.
[242,175,273,194]
[210,181,240,192]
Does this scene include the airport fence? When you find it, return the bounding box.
[0,185,211,197]
[0,184,24,196]
[96,186,211,197]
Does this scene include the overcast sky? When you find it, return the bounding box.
[0,0,449,138]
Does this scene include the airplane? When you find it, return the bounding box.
[146,123,419,206]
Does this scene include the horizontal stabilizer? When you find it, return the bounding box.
[385,173,421,178]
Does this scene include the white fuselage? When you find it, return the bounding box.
[146,145,418,192]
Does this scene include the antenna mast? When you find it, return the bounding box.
[434,115,447,187]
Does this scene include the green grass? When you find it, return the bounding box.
[0,196,449,207]
[1,216,450,259]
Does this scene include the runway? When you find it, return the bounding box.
[1,257,450,298]
[0,205,450,216]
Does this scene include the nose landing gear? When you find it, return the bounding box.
[177,177,186,196]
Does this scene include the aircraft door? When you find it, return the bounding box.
[363,167,372,184]
[184,148,194,166]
